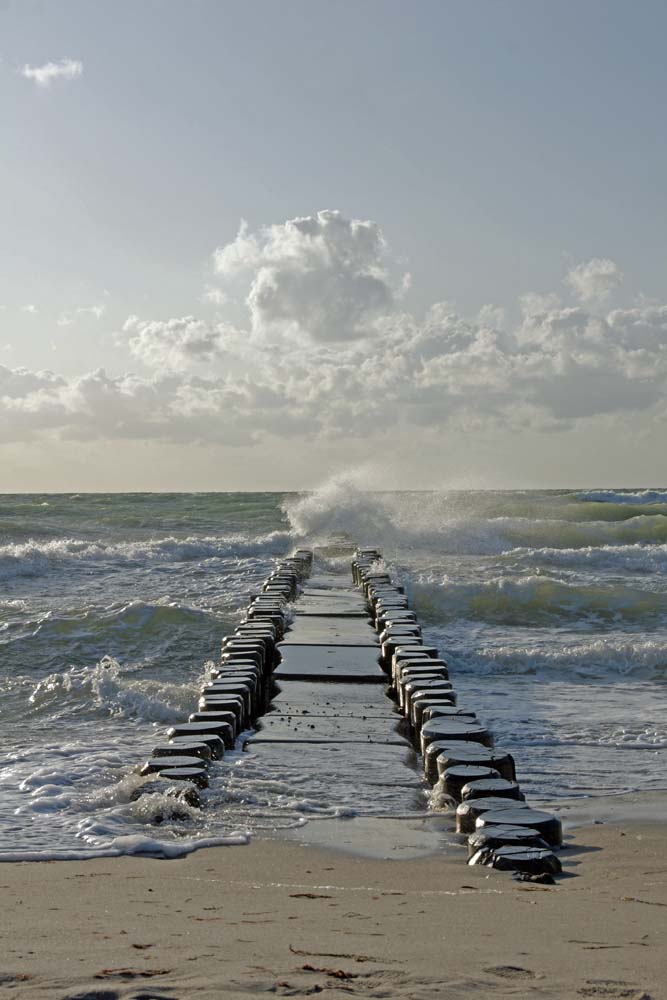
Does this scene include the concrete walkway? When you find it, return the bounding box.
[246,560,416,761]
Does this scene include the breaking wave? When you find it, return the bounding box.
[28,656,199,722]
[502,542,667,574]
[441,635,667,681]
[410,574,667,625]
[0,531,290,581]
[2,598,223,675]
[285,476,667,555]
[576,489,667,505]
[483,515,667,552]
[20,597,215,642]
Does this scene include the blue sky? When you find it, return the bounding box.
[2,0,667,489]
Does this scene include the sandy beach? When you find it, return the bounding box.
[2,819,665,1000]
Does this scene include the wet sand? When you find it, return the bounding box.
[2,820,665,999]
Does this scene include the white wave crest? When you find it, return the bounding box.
[411,573,667,624]
[28,655,198,722]
[443,635,667,680]
[0,598,27,611]
[576,489,667,505]
[0,530,291,580]
[504,542,667,573]
[491,514,667,551]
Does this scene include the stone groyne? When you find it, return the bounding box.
[137,544,564,879]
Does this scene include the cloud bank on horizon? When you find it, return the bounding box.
[2,209,666,446]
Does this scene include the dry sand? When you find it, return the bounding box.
[1,820,666,1000]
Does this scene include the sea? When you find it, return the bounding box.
[1,486,665,860]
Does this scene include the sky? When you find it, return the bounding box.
[2,0,667,491]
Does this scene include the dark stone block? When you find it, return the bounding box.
[418,705,475,730]
[189,709,236,729]
[222,645,260,664]
[395,659,448,684]
[461,778,524,801]
[198,694,244,725]
[169,734,224,759]
[168,720,235,743]
[399,675,452,711]
[456,796,531,834]
[152,742,212,761]
[392,654,446,680]
[188,713,235,745]
[476,807,563,847]
[379,626,421,643]
[210,670,261,712]
[421,718,493,753]
[426,743,516,784]
[140,755,207,776]
[441,765,500,802]
[158,766,209,789]
[200,682,252,716]
[376,610,417,629]
[467,825,549,858]
[215,662,262,679]
[471,845,562,876]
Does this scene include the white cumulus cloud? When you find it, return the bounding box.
[122,315,233,369]
[20,58,83,88]
[213,209,401,343]
[566,257,623,305]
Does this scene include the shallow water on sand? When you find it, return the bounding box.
[1,487,665,858]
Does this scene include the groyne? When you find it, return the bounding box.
[137,544,564,879]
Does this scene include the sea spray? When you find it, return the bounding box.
[284,476,667,553]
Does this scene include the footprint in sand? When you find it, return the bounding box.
[578,982,652,999]
[62,992,120,1000]
[484,965,537,980]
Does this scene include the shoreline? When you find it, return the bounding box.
[2,788,666,865]
[277,789,667,860]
